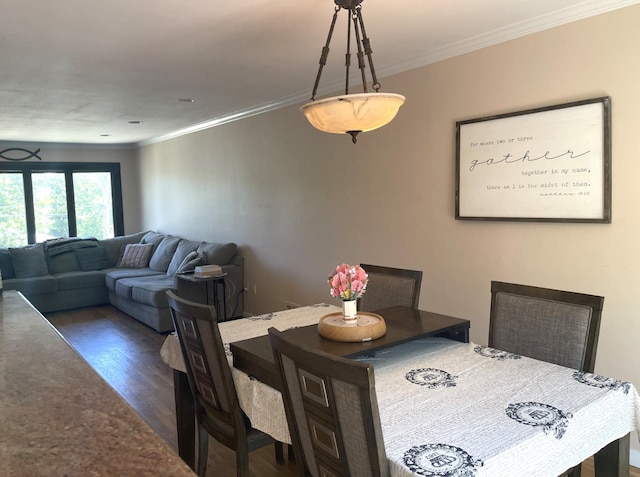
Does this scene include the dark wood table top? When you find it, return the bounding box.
[175,271,227,282]
[230,305,470,389]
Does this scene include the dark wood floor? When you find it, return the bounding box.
[47,304,298,477]
[46,305,638,477]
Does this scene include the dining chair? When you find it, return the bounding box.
[489,281,604,372]
[358,263,422,312]
[268,327,389,477]
[166,291,284,477]
[489,281,604,477]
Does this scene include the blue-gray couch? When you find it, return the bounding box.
[0,231,244,332]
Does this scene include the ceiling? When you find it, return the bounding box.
[0,0,636,147]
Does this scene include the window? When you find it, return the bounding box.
[0,173,28,247]
[0,162,124,247]
[33,172,69,241]
[73,172,115,239]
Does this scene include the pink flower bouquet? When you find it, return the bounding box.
[328,263,368,301]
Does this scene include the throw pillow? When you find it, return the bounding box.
[74,246,111,271]
[148,235,181,272]
[175,251,205,274]
[9,244,49,278]
[166,239,200,275]
[117,243,154,268]
[98,231,150,267]
[140,231,165,249]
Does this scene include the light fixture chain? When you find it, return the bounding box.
[355,6,380,92]
[344,7,352,95]
[310,6,341,101]
[351,8,369,93]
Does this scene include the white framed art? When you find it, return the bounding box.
[455,97,611,223]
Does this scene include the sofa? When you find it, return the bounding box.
[0,231,244,332]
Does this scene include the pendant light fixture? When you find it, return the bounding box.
[300,0,405,144]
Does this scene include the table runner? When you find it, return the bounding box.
[355,337,640,477]
[160,303,339,443]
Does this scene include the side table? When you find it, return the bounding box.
[175,272,228,321]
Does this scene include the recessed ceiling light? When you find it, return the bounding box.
[178,98,195,103]
[128,120,143,124]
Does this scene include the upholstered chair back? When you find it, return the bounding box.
[489,281,604,373]
[269,327,389,477]
[358,264,422,313]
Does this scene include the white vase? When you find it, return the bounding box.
[342,299,358,324]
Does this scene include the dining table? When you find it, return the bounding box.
[160,303,640,476]
[160,303,471,468]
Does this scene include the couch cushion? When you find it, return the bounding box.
[3,275,57,294]
[114,277,136,300]
[149,235,181,272]
[197,242,238,266]
[130,276,176,307]
[10,244,48,278]
[0,249,16,279]
[141,231,165,250]
[47,250,81,274]
[166,239,201,276]
[117,243,154,268]
[98,231,150,268]
[114,275,175,306]
[104,268,164,291]
[74,246,111,271]
[55,270,107,291]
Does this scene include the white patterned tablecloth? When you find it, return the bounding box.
[160,303,339,444]
[162,310,640,476]
[354,337,640,477]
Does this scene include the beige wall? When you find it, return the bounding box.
[138,5,640,459]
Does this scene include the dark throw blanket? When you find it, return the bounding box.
[44,237,99,256]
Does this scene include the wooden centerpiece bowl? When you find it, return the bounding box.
[317,312,386,342]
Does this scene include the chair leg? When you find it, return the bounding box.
[236,447,250,477]
[288,444,295,462]
[566,463,581,477]
[197,424,209,477]
[274,441,284,463]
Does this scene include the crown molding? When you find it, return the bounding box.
[140,0,639,147]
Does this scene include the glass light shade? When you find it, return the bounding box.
[300,92,405,135]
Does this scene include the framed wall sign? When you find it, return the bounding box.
[455,97,611,223]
